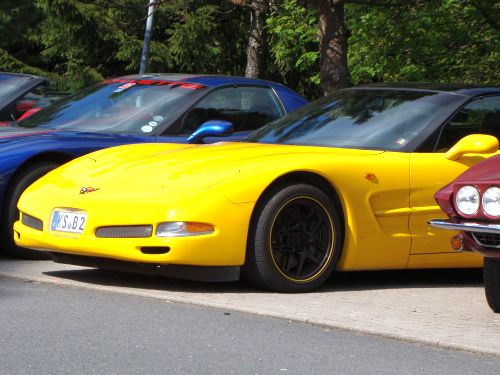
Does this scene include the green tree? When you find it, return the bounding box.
[267,0,321,97]
[268,0,499,97]
[164,1,248,75]
[229,0,270,78]
[0,1,46,75]
[347,0,500,85]
[1,0,498,97]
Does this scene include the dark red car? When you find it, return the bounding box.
[430,154,500,312]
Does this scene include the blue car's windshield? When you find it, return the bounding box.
[18,79,206,134]
[245,89,464,151]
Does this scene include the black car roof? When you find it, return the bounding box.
[347,82,500,97]
[0,71,48,82]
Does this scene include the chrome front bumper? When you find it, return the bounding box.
[429,219,500,235]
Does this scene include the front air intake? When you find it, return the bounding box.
[140,247,170,254]
[95,225,153,238]
[472,232,500,249]
[22,213,43,231]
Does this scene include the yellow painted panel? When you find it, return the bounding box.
[409,151,499,255]
[407,252,483,269]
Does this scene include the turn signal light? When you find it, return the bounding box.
[186,222,214,233]
[450,235,464,252]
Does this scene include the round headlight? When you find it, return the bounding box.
[482,186,500,217]
[455,185,480,215]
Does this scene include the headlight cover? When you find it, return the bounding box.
[455,185,480,215]
[156,222,214,237]
[482,186,500,217]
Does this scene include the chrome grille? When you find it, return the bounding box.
[95,225,153,238]
[472,232,500,248]
[22,213,43,231]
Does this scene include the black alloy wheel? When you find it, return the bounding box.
[1,162,59,259]
[271,196,333,280]
[244,183,343,292]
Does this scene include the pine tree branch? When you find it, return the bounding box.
[345,0,423,7]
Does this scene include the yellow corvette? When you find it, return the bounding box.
[14,85,500,292]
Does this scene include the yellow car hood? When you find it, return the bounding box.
[21,141,385,211]
[51,142,382,190]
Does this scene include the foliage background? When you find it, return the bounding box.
[0,0,498,99]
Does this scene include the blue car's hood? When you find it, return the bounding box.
[0,128,159,177]
[0,126,57,141]
[0,126,243,146]
[0,127,155,145]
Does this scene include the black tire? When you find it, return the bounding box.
[484,257,500,313]
[1,162,59,259]
[243,183,343,292]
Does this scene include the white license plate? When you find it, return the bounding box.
[51,210,87,234]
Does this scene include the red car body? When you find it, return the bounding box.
[430,154,500,257]
[430,154,500,312]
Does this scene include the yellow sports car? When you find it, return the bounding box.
[14,85,500,292]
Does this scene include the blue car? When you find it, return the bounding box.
[0,74,307,258]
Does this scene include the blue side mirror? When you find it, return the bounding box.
[187,120,234,144]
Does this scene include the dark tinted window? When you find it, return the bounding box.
[181,86,284,134]
[10,84,66,120]
[435,96,500,151]
[245,90,464,151]
[0,75,31,103]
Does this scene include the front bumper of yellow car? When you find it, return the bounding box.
[14,196,254,270]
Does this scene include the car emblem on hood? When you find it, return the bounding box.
[80,187,100,195]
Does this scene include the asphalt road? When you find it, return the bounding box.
[1,276,500,375]
[1,258,500,358]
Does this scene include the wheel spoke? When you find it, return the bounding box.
[308,216,325,235]
[284,254,298,274]
[295,253,307,276]
[307,251,323,266]
[286,206,306,232]
[270,196,334,281]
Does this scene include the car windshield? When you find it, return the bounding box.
[245,89,463,151]
[17,79,206,134]
[0,74,31,102]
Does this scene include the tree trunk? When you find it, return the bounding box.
[245,0,269,78]
[318,0,351,95]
